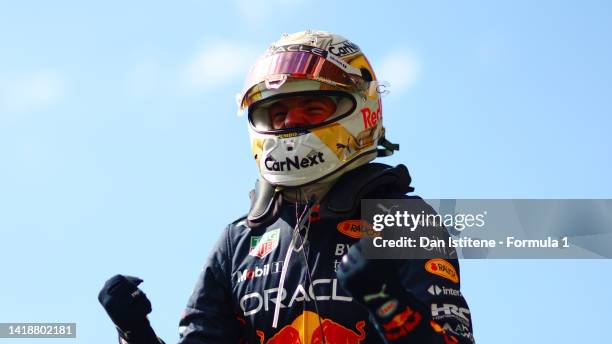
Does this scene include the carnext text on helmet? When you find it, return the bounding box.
[264,153,325,172]
[329,40,361,57]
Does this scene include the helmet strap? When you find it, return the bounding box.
[377,135,400,157]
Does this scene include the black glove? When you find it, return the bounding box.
[336,242,433,343]
[98,275,159,343]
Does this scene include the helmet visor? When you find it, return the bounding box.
[239,46,364,109]
[249,91,356,133]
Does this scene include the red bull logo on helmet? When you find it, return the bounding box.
[257,311,366,344]
[361,99,382,130]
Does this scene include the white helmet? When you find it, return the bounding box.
[238,30,397,187]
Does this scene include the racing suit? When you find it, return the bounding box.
[177,163,475,343]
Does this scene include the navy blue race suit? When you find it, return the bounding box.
[176,164,475,344]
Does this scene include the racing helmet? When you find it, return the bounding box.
[237,30,398,187]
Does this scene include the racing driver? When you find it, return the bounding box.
[98,30,475,344]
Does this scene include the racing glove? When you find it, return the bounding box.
[98,275,164,344]
[336,242,457,343]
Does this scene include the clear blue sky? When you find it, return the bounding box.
[1,1,611,343]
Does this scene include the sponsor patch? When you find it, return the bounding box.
[427,284,461,297]
[276,132,299,139]
[382,306,422,341]
[362,99,382,129]
[431,303,471,326]
[442,322,474,341]
[425,259,459,283]
[264,152,325,172]
[329,40,361,57]
[269,44,327,58]
[236,261,283,283]
[377,299,399,318]
[249,229,280,258]
[337,220,364,238]
[337,220,379,239]
[240,279,352,316]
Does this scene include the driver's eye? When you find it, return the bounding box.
[307,106,324,113]
[271,110,287,119]
[269,103,288,118]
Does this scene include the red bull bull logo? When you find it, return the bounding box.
[258,327,301,344]
[258,311,366,344]
[381,306,423,341]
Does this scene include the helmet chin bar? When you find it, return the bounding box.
[267,149,379,189]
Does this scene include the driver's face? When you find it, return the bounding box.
[268,95,337,130]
